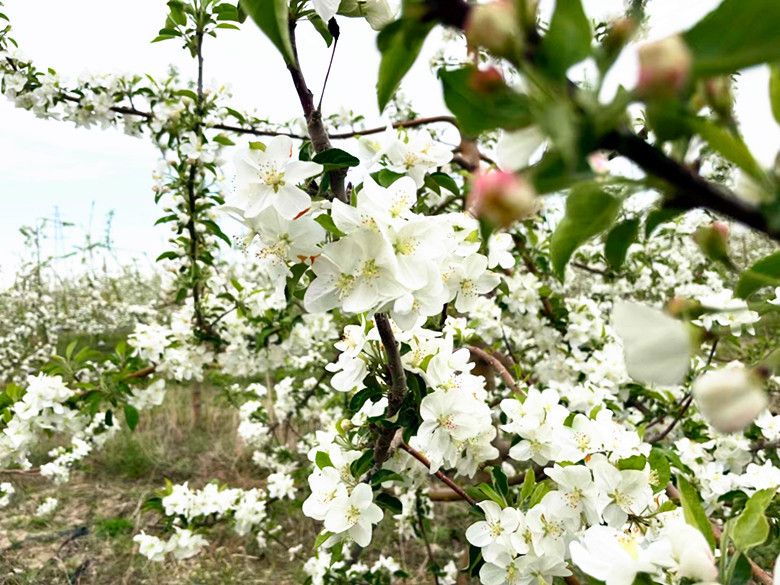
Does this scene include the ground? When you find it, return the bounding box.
[0,387,465,584]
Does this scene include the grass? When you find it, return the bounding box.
[0,387,446,585]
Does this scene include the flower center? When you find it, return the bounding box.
[260,165,286,192]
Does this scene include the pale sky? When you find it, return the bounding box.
[0,0,778,284]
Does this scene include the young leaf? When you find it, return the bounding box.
[731,488,775,552]
[683,0,780,77]
[315,450,333,469]
[376,18,434,111]
[439,67,533,136]
[240,0,296,66]
[550,184,621,279]
[676,475,716,550]
[735,251,780,298]
[538,0,592,79]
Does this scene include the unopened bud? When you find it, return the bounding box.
[467,170,538,228]
[637,35,693,99]
[469,66,506,94]
[665,296,701,318]
[692,365,767,433]
[700,77,733,119]
[465,1,523,60]
[602,17,637,62]
[694,222,732,267]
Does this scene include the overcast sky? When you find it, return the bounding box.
[1,0,778,284]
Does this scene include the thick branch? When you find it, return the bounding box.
[372,313,408,469]
[600,130,778,240]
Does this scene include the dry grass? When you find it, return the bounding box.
[0,387,463,585]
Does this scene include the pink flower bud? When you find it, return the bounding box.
[465,1,522,60]
[637,35,693,99]
[467,170,537,228]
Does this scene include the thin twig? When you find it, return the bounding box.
[399,441,477,507]
[467,346,523,396]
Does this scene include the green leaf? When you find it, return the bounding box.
[371,469,404,485]
[477,483,507,507]
[167,1,187,26]
[683,0,780,77]
[604,217,639,270]
[307,13,333,46]
[312,148,359,169]
[428,171,459,196]
[212,135,235,146]
[770,64,780,125]
[440,67,533,136]
[519,468,535,504]
[123,404,139,431]
[314,214,345,237]
[240,0,296,66]
[691,118,767,185]
[648,448,671,493]
[156,250,179,262]
[350,450,374,479]
[735,251,780,298]
[677,475,716,550]
[315,451,333,469]
[730,554,752,585]
[313,531,333,548]
[645,207,683,236]
[731,488,775,552]
[376,18,434,111]
[617,454,646,471]
[550,184,621,279]
[538,0,592,79]
[375,492,403,515]
[490,467,509,498]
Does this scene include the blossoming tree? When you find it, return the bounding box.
[1,0,779,583]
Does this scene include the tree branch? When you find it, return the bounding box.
[421,0,778,241]
[287,19,347,203]
[399,441,477,507]
[600,130,778,241]
[372,313,408,471]
[467,346,524,396]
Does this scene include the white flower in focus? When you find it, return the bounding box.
[465,501,522,563]
[449,254,500,313]
[35,496,58,517]
[323,483,383,547]
[385,131,453,187]
[303,466,348,521]
[692,364,767,433]
[232,136,323,219]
